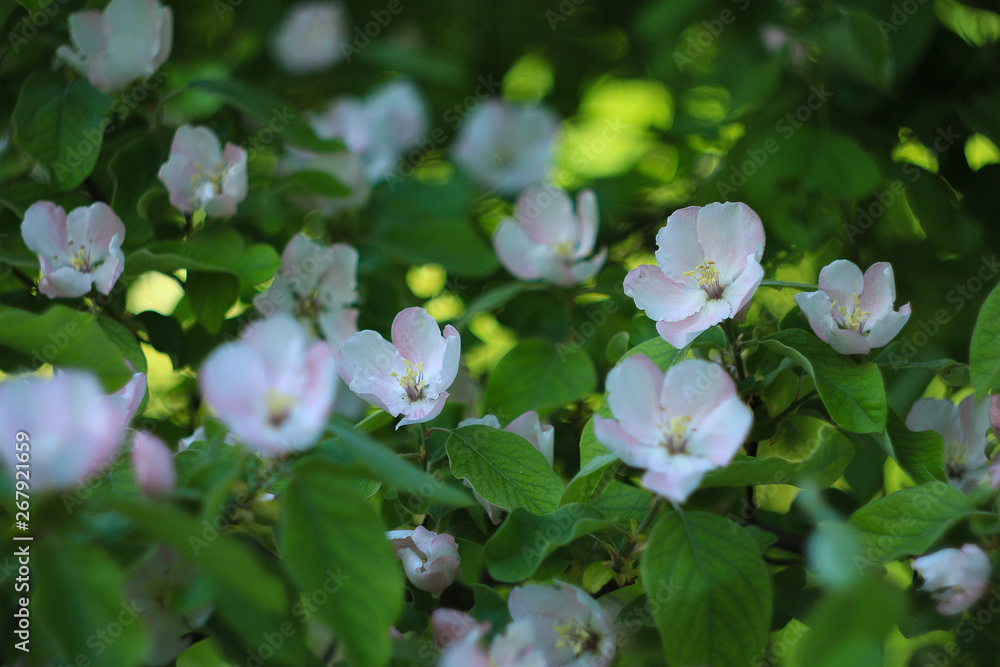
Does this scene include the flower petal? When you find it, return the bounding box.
[721,254,764,316]
[817,259,864,312]
[654,299,731,348]
[685,395,753,466]
[337,331,408,416]
[493,219,547,281]
[858,262,897,323]
[862,304,910,349]
[654,206,704,283]
[640,456,716,503]
[391,307,447,370]
[695,202,765,284]
[21,201,69,261]
[605,354,666,444]
[624,264,706,323]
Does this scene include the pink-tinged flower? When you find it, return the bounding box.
[906,395,990,490]
[508,581,616,667]
[56,0,172,92]
[279,148,371,215]
[431,609,489,648]
[452,100,559,196]
[158,125,248,219]
[107,362,146,426]
[440,620,546,667]
[199,314,338,456]
[459,411,554,523]
[493,186,606,286]
[913,544,992,615]
[254,235,359,349]
[795,260,911,355]
[0,371,124,491]
[21,201,125,299]
[593,356,752,503]
[311,80,428,183]
[271,2,347,74]
[338,307,460,429]
[386,526,461,597]
[624,202,765,348]
[131,432,175,498]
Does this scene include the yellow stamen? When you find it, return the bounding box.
[554,620,600,656]
[833,293,870,332]
[70,247,91,272]
[265,389,296,427]
[391,359,428,402]
[683,260,723,298]
[662,415,691,454]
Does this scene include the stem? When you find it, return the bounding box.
[759,279,817,291]
[635,497,665,535]
[724,320,747,383]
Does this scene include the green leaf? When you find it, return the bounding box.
[32,541,149,667]
[125,228,247,276]
[109,137,161,247]
[234,244,282,286]
[273,169,351,197]
[579,336,685,467]
[797,579,905,667]
[881,410,946,484]
[96,315,147,373]
[848,482,972,565]
[971,280,1000,395]
[561,453,620,506]
[483,504,611,581]
[701,416,854,488]
[0,305,132,390]
[280,461,403,667]
[760,329,887,433]
[446,425,564,514]
[484,340,597,419]
[186,271,239,334]
[12,73,113,190]
[640,511,772,667]
[470,583,512,634]
[317,418,473,507]
[189,79,344,153]
[841,9,895,88]
[380,217,499,279]
[106,499,288,614]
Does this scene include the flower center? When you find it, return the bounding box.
[70,247,92,273]
[661,415,691,454]
[190,161,227,206]
[683,260,723,299]
[831,293,870,332]
[554,620,601,656]
[265,389,296,427]
[294,289,326,320]
[554,239,576,259]
[391,359,428,402]
[944,444,968,481]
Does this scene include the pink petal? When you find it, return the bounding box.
[21,201,69,261]
[654,206,704,284]
[659,358,737,425]
[817,260,864,312]
[337,331,409,416]
[131,432,176,498]
[640,455,716,503]
[685,395,753,466]
[605,354,666,444]
[822,326,872,355]
[575,189,599,257]
[721,255,764,316]
[654,299,731,348]
[858,262,897,322]
[695,202,765,284]
[905,398,962,446]
[505,411,554,466]
[493,219,546,281]
[863,305,910,349]
[397,392,449,429]
[625,264,706,324]
[391,307,447,369]
[593,416,646,467]
[795,290,836,345]
[516,186,576,246]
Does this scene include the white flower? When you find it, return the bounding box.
[158,125,248,219]
[493,186,606,286]
[906,395,990,490]
[57,0,172,92]
[271,2,348,74]
[452,100,559,196]
[913,544,992,615]
[21,201,125,299]
[386,526,462,597]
